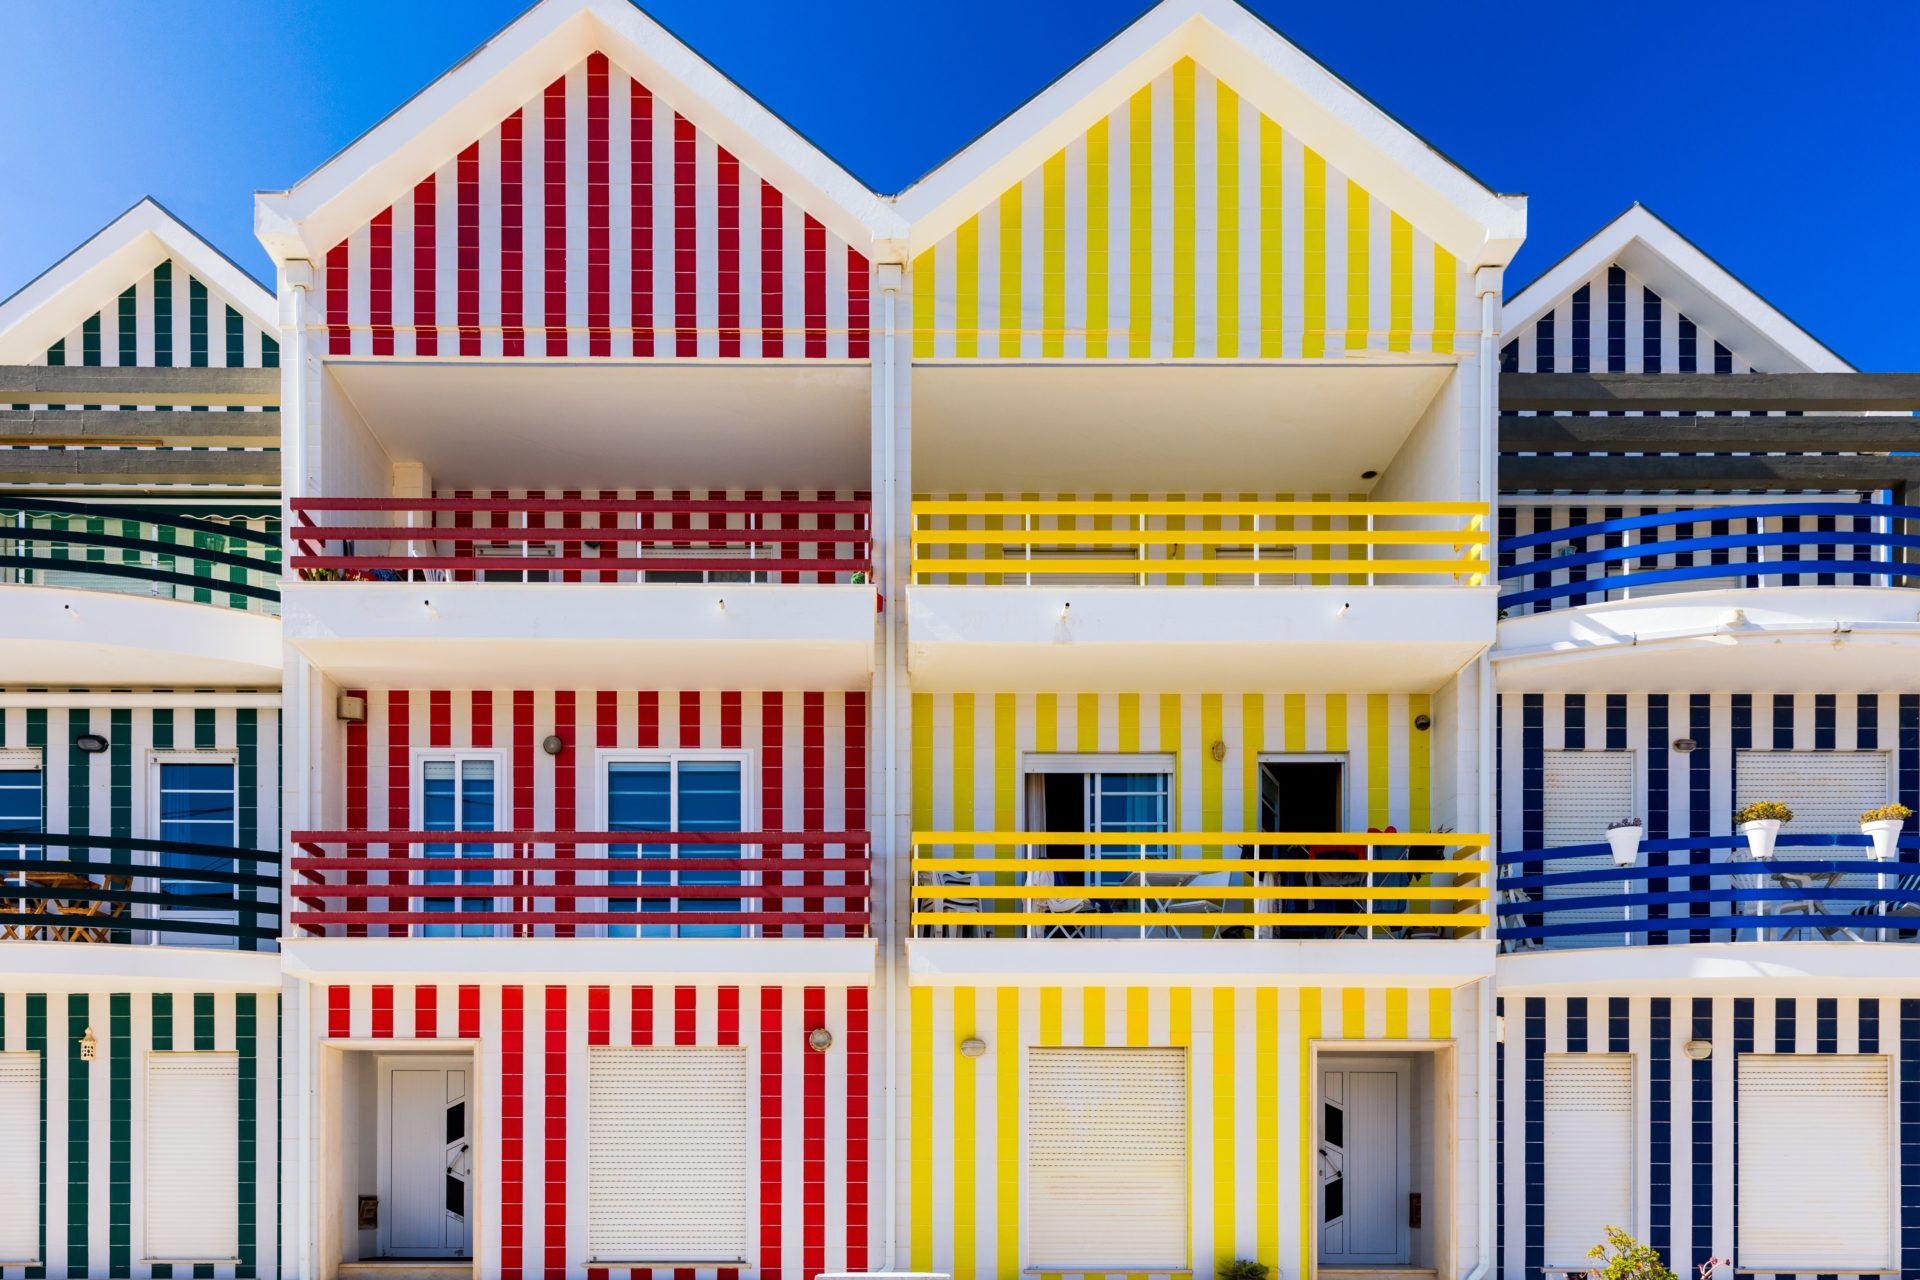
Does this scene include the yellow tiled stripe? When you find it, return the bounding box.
[1216,80,1240,358]
[1389,212,1414,353]
[996,988,1021,1277]
[1258,116,1284,357]
[909,984,933,1271]
[953,986,977,1280]
[912,247,936,358]
[1086,118,1111,359]
[1256,988,1279,1273]
[1301,147,1327,358]
[1042,151,1067,358]
[1346,179,1369,351]
[1298,987,1321,1280]
[955,215,980,358]
[1213,988,1236,1273]
[1128,85,1154,359]
[1172,58,1197,359]
[1433,244,1457,354]
[999,183,1023,359]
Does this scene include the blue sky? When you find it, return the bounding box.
[2,0,1915,368]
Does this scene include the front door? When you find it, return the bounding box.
[381,1058,471,1258]
[1319,1057,1411,1266]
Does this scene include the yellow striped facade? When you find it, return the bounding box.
[909,58,1469,361]
[908,982,1477,1280]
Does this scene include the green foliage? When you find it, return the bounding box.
[1584,1227,1677,1280]
[1218,1260,1271,1280]
[1735,800,1794,824]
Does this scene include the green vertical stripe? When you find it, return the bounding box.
[149,994,170,1280]
[238,712,259,951]
[226,306,245,369]
[109,994,129,1277]
[109,711,131,837]
[193,710,216,752]
[189,279,209,368]
[65,996,87,1278]
[236,995,257,1279]
[28,993,46,1280]
[193,994,213,1051]
[67,711,89,842]
[27,712,46,830]
[80,315,101,411]
[261,334,279,369]
[117,289,137,365]
[151,710,173,752]
[45,339,66,413]
[152,260,173,369]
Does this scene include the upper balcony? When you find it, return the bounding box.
[908,496,1492,690]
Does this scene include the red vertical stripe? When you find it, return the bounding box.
[586,55,611,356]
[629,80,654,357]
[673,114,698,356]
[844,689,867,942]
[515,692,535,927]
[803,214,827,359]
[674,986,696,1045]
[429,690,451,749]
[597,691,618,749]
[345,688,368,938]
[636,691,659,749]
[388,692,410,930]
[717,986,740,1045]
[327,986,351,1039]
[501,110,525,356]
[803,693,826,936]
[413,174,438,356]
[544,986,567,1279]
[679,692,702,750]
[802,985,827,1280]
[458,143,482,354]
[720,691,742,750]
[846,986,870,1269]
[471,690,494,749]
[759,987,783,1280]
[325,241,350,355]
[554,691,577,939]
[560,488,582,584]
[368,207,394,355]
[631,985,653,1045]
[780,489,801,586]
[372,986,395,1038]
[716,148,741,356]
[459,985,481,1039]
[501,985,525,1279]
[760,183,783,357]
[544,76,569,357]
[587,986,611,1047]
[847,247,871,359]
[415,985,438,1039]
[761,694,785,934]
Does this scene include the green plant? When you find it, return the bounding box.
[1218,1260,1270,1280]
[1582,1227,1678,1280]
[1862,802,1913,823]
[1735,800,1793,824]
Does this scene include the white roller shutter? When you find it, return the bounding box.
[1738,1054,1891,1271]
[1541,751,1636,947]
[588,1046,748,1264]
[1737,751,1891,838]
[1544,1054,1633,1266]
[146,1053,239,1262]
[0,1054,40,1264]
[1028,1047,1187,1271]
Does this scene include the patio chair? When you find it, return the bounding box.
[919,868,981,938]
[1023,867,1095,938]
[1163,870,1241,939]
[1851,869,1920,937]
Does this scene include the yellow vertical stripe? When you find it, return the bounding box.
[1385,987,1409,1039]
[1346,179,1369,351]
[1077,692,1099,753]
[1170,986,1192,1046]
[1433,243,1457,355]
[1428,988,1453,1039]
[911,693,933,830]
[1201,693,1223,843]
[1128,84,1153,359]
[1325,693,1348,755]
[1172,59,1196,358]
[1301,148,1326,358]
[1086,116,1111,359]
[1410,692,1432,832]
[953,986,977,1280]
[1213,988,1236,1269]
[1119,693,1141,754]
[994,693,1017,922]
[1389,212,1413,353]
[912,248,936,358]
[909,985,933,1271]
[996,988,1021,1277]
[1127,988,1149,1045]
[1255,987,1279,1273]
[1367,693,1390,828]
[1042,150,1066,358]
[953,694,976,850]
[1282,693,1306,754]
[1298,987,1322,1280]
[1084,987,1106,1046]
[1215,79,1239,358]
[999,183,1023,358]
[1342,987,1365,1038]
[1241,694,1264,829]
[1259,115,1284,357]
[1160,694,1183,757]
[1035,693,1058,753]
[1039,987,1063,1046]
[954,214,979,358]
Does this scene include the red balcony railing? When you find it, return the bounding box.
[288,829,870,938]
[288,495,871,583]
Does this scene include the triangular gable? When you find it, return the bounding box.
[1502,204,1849,374]
[894,0,1524,361]
[0,198,278,367]
[256,0,903,360]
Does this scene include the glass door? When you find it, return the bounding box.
[605,755,746,938]
[419,756,496,937]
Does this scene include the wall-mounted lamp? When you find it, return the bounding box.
[1672,738,1698,755]
[336,695,368,724]
[1360,470,1379,481]
[542,735,566,757]
[959,1038,988,1059]
[1683,1039,1713,1061]
[1209,740,1227,763]
[1414,714,1433,732]
[807,1027,834,1053]
[78,1027,97,1061]
[74,734,108,755]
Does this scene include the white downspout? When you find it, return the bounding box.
[875,258,904,1272]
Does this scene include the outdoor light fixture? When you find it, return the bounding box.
[1209,740,1227,763]
[959,1038,988,1059]
[74,734,108,754]
[1672,738,1698,754]
[336,695,368,723]
[1361,470,1379,480]
[1414,714,1433,732]
[78,1027,97,1061]
[542,735,566,757]
[807,1027,834,1053]
[1684,1039,1713,1061]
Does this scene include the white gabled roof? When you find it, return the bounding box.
[0,197,276,363]
[893,0,1526,264]
[1505,203,1851,373]
[255,0,906,263]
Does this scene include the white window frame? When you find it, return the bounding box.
[147,750,240,929]
[0,749,44,862]
[591,748,756,939]
[410,749,507,937]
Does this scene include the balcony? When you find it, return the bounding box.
[908,830,1492,987]
[0,499,282,684]
[1494,501,1920,689]
[1497,833,1920,992]
[908,497,1494,689]
[283,828,874,983]
[283,493,876,686]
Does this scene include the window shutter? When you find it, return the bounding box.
[588,1046,749,1264]
[0,1054,40,1263]
[1736,751,1892,837]
[146,1053,239,1262]
[1028,1047,1187,1271]
[1543,1054,1633,1265]
[1541,751,1636,945]
[1738,1054,1891,1271]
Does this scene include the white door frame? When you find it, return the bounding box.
[375,1052,476,1260]
[146,748,239,942]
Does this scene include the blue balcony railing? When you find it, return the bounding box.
[1498,833,1920,949]
[1497,502,1920,613]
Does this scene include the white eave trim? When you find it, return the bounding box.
[908,937,1495,988]
[0,943,282,994]
[1503,204,1851,373]
[254,0,903,264]
[893,0,1524,265]
[281,936,877,984]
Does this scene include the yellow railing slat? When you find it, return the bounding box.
[910,911,1490,929]
[913,857,1486,875]
[914,527,1486,548]
[913,830,1488,847]
[912,884,1487,902]
[911,557,1489,577]
[913,499,1485,518]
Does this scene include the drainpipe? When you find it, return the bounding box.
[874,256,905,1272]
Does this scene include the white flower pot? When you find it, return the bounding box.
[1740,818,1782,860]
[1605,825,1643,867]
[1862,817,1904,861]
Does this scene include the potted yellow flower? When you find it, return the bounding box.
[1735,801,1793,860]
[1860,802,1912,861]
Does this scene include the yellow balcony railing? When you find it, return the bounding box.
[911,830,1491,939]
[911,499,1489,587]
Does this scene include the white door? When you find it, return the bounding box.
[381,1059,471,1258]
[1319,1059,1411,1266]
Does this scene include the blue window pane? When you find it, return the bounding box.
[421,759,494,938]
[603,760,744,939]
[607,763,670,937]
[0,770,42,860]
[677,762,743,938]
[158,762,235,899]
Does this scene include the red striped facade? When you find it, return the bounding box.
[322,52,871,360]
[317,980,870,1279]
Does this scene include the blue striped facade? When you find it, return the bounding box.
[1502,263,1757,376]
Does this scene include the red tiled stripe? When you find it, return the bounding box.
[388,692,410,929]
[514,692,535,924]
[544,985,567,1279]
[369,207,394,355]
[554,691,577,939]
[803,215,827,359]
[762,694,785,933]
[629,80,654,357]
[371,986,394,1038]
[415,985,438,1039]
[587,986,611,1047]
[471,690,494,749]
[760,183,783,358]
[673,114,697,356]
[413,173,438,356]
[459,985,481,1040]
[501,986,525,1278]
[679,692,701,750]
[674,986,696,1046]
[636,691,659,749]
[346,688,368,938]
[325,241,350,355]
[759,987,783,1280]
[631,985,653,1046]
[717,986,740,1046]
[716,148,741,357]
[501,110,525,356]
[846,986,870,1268]
[328,986,351,1039]
[561,488,582,584]
[802,985,827,1279]
[848,247,871,359]
[720,690,743,750]
[429,690,452,749]
[597,691,618,749]
[544,76,569,357]
[804,692,826,936]
[458,142,482,354]
[845,690,868,939]
[586,54,611,356]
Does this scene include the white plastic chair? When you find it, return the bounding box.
[1024,867,1095,938]
[922,868,981,938]
[1163,869,1239,939]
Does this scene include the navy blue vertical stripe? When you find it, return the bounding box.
[1566,507,1589,594]
[1861,695,1881,751]
[1564,694,1586,751]
[1567,997,1588,1054]
[1650,997,1673,1266]
[1715,341,1734,375]
[1733,694,1753,751]
[1643,288,1663,373]
[1776,997,1797,1053]
[1691,999,1713,1274]
[1522,694,1544,847]
[1862,998,1881,1053]
[1535,312,1556,374]
[1570,283,1591,374]
[1774,694,1795,750]
[1818,998,1839,1053]
[1501,339,1518,374]
[1900,1002,1920,1280]
[1609,997,1630,1053]
[1524,998,1545,1280]
[1606,267,1627,373]
[1901,696,1919,817]
[1691,696,1713,940]
[1649,696,1670,937]
[1606,695,1627,752]
[1678,315,1698,373]
[1816,695,1837,752]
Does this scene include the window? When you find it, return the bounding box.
[1736,751,1891,837]
[603,754,747,939]
[1027,1047,1187,1271]
[0,1053,38,1263]
[146,1053,239,1262]
[587,1046,749,1264]
[0,750,42,861]
[1540,751,1636,946]
[1738,1054,1892,1271]
[418,755,497,938]
[154,756,236,902]
[1543,1054,1633,1267]
[1024,754,1173,885]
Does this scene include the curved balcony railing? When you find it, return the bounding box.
[1498,502,1920,612]
[289,829,870,939]
[0,833,280,950]
[913,499,1488,587]
[912,831,1490,939]
[1498,833,1920,949]
[1,500,280,611]
[289,495,871,584]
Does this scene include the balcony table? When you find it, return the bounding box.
[4,869,134,943]
[1764,869,1866,942]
